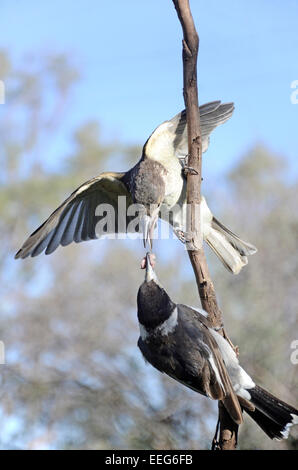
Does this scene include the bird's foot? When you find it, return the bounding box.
[175,229,192,244]
[179,156,202,178]
[183,166,199,176]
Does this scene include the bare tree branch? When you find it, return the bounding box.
[172,0,239,450]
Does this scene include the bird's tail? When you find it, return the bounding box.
[205,216,257,274]
[244,385,298,440]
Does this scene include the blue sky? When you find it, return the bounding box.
[1,0,298,181]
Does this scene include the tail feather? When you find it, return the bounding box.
[205,227,248,274]
[244,385,298,440]
[205,217,257,274]
[212,217,257,257]
[245,407,291,440]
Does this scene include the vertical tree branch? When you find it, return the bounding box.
[172,0,239,450]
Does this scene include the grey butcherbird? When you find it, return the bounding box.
[15,101,256,273]
[137,253,298,439]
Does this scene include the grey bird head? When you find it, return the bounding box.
[132,160,166,249]
[137,253,176,330]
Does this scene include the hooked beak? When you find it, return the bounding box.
[145,252,158,283]
[141,208,159,249]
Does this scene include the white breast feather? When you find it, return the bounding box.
[139,308,178,341]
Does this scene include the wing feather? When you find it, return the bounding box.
[178,305,243,424]
[45,204,73,255]
[60,201,81,246]
[72,200,85,243]
[15,172,133,258]
[170,101,234,155]
[31,230,55,258]
[145,101,234,161]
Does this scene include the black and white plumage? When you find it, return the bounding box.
[15,101,256,273]
[137,254,298,440]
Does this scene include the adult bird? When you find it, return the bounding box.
[15,101,256,273]
[137,253,298,439]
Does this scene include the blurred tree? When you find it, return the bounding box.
[0,51,296,450]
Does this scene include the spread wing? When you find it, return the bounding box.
[144,101,234,161]
[170,101,235,155]
[15,172,133,259]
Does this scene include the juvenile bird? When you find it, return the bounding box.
[15,101,256,273]
[137,253,298,439]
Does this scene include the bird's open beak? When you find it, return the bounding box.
[145,252,158,283]
[141,208,159,249]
